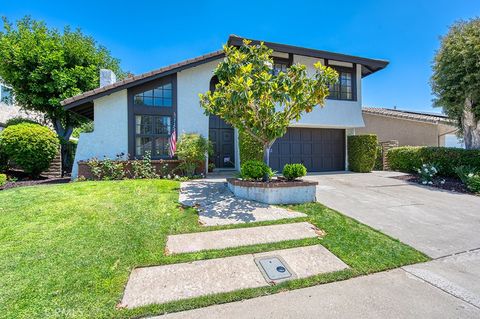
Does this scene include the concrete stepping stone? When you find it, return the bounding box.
[179,180,307,226]
[120,245,348,308]
[166,222,322,254]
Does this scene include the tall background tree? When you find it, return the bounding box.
[431,18,480,149]
[200,40,338,166]
[0,16,125,171]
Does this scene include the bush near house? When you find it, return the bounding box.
[387,146,480,177]
[4,117,41,127]
[282,163,307,180]
[0,123,59,178]
[239,130,263,162]
[0,146,8,172]
[455,165,480,193]
[347,135,378,173]
[240,160,273,181]
[374,145,383,170]
[0,173,6,186]
[176,133,212,177]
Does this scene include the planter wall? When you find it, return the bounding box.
[227,178,318,204]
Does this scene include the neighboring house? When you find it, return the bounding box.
[62,35,389,178]
[0,80,44,130]
[358,107,463,148]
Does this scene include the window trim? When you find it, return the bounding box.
[326,62,357,102]
[128,74,177,159]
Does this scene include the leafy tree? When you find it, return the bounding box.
[431,18,480,149]
[0,16,125,170]
[199,40,338,166]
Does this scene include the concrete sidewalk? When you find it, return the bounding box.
[154,266,480,318]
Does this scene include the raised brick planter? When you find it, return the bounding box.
[227,178,318,204]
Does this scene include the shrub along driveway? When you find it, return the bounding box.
[306,170,480,259]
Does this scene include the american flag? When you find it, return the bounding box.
[168,115,177,158]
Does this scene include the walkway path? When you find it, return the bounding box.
[179,178,306,226]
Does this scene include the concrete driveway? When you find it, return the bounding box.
[154,171,480,318]
[306,171,480,259]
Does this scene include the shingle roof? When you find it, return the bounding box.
[61,50,225,110]
[62,36,389,117]
[362,107,454,125]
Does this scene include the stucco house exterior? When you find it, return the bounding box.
[62,35,389,178]
[358,107,463,148]
[0,80,45,130]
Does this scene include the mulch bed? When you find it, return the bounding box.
[391,174,472,194]
[0,170,70,191]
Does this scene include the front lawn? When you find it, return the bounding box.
[0,179,428,318]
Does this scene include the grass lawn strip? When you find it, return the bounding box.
[0,179,429,318]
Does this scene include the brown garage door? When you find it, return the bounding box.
[269,128,345,172]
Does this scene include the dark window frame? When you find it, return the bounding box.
[128,74,177,160]
[272,55,292,75]
[326,62,357,101]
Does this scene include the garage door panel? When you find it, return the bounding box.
[270,128,345,172]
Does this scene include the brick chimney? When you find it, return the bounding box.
[100,69,116,87]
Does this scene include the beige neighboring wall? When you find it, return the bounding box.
[357,113,457,146]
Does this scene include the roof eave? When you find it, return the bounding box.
[228,35,389,77]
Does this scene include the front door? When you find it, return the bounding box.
[209,115,235,168]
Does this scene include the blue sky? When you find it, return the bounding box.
[2,0,479,112]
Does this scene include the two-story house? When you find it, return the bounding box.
[61,35,389,178]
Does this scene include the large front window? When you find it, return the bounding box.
[135,115,172,157]
[133,82,172,107]
[329,69,354,100]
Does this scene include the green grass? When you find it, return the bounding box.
[0,179,429,318]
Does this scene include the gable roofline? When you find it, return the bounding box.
[62,36,389,116]
[227,35,389,77]
[362,107,455,125]
[61,50,224,113]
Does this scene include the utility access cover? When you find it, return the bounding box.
[255,256,296,283]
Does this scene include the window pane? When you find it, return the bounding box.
[154,116,171,134]
[136,136,152,156]
[153,88,163,98]
[136,115,153,134]
[154,137,169,157]
[133,82,173,107]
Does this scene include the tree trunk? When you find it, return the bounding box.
[53,119,74,176]
[462,98,480,150]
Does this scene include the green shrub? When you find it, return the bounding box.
[282,163,307,180]
[0,123,59,177]
[239,131,263,162]
[87,155,127,180]
[5,117,40,127]
[0,144,8,172]
[0,173,6,187]
[455,165,480,193]
[176,133,212,177]
[374,145,383,170]
[387,147,480,177]
[240,160,272,181]
[347,135,378,173]
[131,151,158,179]
[417,163,438,185]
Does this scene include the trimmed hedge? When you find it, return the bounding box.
[0,123,60,177]
[347,135,378,173]
[387,146,480,177]
[239,131,263,163]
